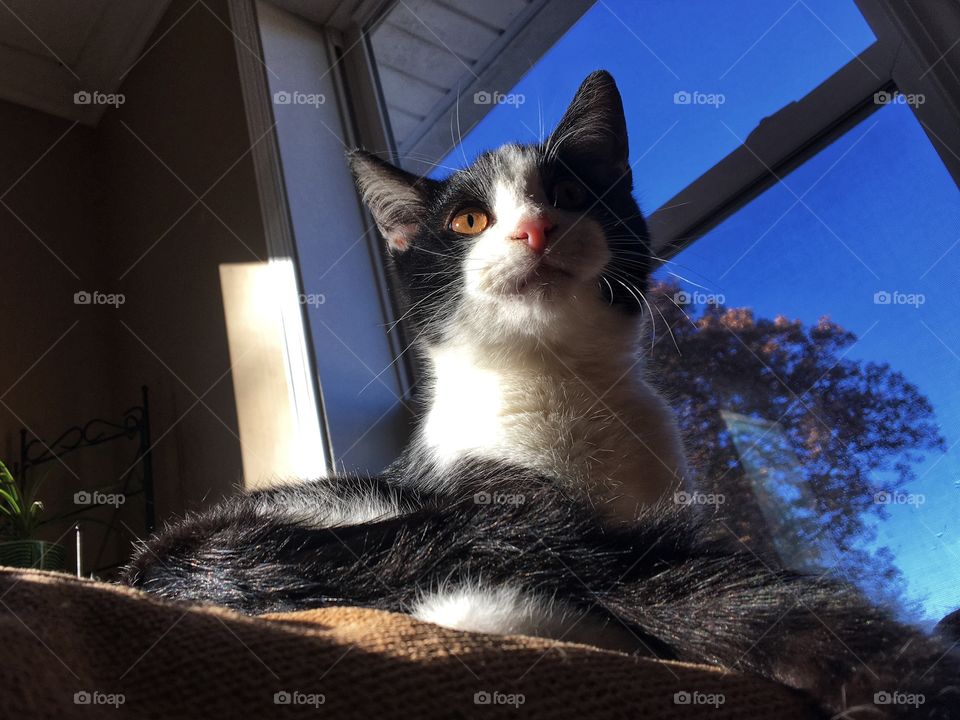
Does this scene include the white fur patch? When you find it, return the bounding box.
[414,584,548,636]
[421,346,505,463]
[418,326,686,516]
[412,583,639,652]
[319,496,399,527]
[260,486,401,528]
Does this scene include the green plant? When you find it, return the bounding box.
[0,459,45,541]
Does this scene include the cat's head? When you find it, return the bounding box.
[348,71,651,350]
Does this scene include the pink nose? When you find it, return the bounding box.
[511,217,555,255]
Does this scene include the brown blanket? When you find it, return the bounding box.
[0,568,817,718]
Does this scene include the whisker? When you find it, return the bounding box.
[651,299,681,357]
[611,274,657,350]
[410,246,461,261]
[386,284,450,332]
[664,270,717,292]
[600,276,615,306]
[363,303,442,394]
[652,290,698,329]
[454,86,469,168]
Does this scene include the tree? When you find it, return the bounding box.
[647,281,945,616]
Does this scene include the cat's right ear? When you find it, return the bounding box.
[347,149,432,252]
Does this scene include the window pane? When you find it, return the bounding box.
[653,101,960,622]
[442,0,875,208]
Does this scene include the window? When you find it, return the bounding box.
[655,101,960,621]
[373,0,960,621]
[440,0,876,208]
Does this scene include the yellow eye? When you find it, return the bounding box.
[449,208,489,235]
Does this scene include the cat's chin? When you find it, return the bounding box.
[479,280,603,339]
[511,265,575,299]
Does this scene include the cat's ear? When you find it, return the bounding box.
[347,149,433,252]
[547,70,629,176]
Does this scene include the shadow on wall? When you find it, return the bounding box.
[0,0,269,573]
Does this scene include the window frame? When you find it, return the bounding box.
[649,0,960,261]
[225,0,960,474]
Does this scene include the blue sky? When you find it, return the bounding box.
[439,0,960,621]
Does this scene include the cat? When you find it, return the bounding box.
[122,72,958,718]
[349,69,686,521]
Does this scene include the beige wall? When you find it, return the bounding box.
[1,0,267,573]
[98,0,268,517]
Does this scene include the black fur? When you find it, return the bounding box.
[123,466,959,718]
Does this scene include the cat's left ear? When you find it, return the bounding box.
[547,70,629,176]
[347,149,434,251]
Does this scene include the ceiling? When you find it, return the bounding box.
[267,0,594,170]
[0,0,171,125]
[371,0,532,143]
[368,0,594,168]
[264,0,387,30]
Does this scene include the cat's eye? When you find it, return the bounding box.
[552,179,588,209]
[449,208,490,235]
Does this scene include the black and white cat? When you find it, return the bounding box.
[350,70,686,520]
[122,72,958,718]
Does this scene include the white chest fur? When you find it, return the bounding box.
[419,341,685,514]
